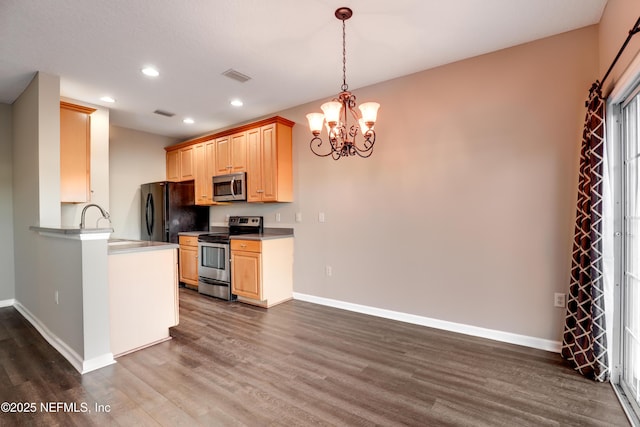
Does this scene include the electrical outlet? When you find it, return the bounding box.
[295,212,302,222]
[275,213,281,222]
[326,265,332,277]
[554,293,566,308]
[319,212,326,223]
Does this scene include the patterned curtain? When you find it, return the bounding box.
[561,82,609,382]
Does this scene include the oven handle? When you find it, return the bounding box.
[198,276,230,287]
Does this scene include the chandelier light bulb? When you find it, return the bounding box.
[306,113,325,135]
[321,101,342,125]
[358,102,380,125]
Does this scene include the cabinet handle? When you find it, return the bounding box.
[257,190,264,193]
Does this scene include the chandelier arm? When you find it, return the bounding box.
[310,136,337,157]
[352,130,376,157]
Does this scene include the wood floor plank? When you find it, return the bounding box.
[0,287,630,426]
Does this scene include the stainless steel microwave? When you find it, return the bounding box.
[213,172,247,202]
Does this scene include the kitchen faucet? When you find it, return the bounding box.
[80,203,111,229]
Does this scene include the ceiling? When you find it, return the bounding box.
[0,0,607,139]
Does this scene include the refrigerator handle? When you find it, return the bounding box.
[145,193,154,236]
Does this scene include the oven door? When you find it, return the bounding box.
[198,241,230,283]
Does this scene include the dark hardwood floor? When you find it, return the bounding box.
[0,288,630,426]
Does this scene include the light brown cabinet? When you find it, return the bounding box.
[178,235,199,289]
[231,238,293,308]
[166,116,294,202]
[247,122,293,202]
[231,240,261,300]
[166,145,195,182]
[166,150,180,181]
[60,101,95,203]
[215,132,247,175]
[194,140,216,205]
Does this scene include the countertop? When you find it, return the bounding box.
[30,225,113,235]
[108,239,179,255]
[178,227,294,241]
[177,231,212,237]
[231,227,294,241]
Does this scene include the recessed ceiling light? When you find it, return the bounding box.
[230,99,243,107]
[183,118,195,124]
[100,96,115,103]
[141,67,159,77]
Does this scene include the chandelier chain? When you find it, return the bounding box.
[341,18,348,91]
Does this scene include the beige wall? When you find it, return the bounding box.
[12,72,112,369]
[0,103,15,302]
[109,125,178,239]
[599,0,640,95]
[209,25,599,344]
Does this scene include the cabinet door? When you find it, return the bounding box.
[194,140,215,205]
[231,250,261,300]
[194,143,205,204]
[180,146,195,180]
[179,245,198,287]
[230,131,247,173]
[60,102,94,203]
[260,124,278,202]
[246,127,263,202]
[215,136,231,175]
[204,140,216,202]
[166,150,180,181]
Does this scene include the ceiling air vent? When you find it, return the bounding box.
[153,109,175,117]
[222,68,251,83]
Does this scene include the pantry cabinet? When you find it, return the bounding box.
[178,235,199,289]
[231,237,293,307]
[60,101,96,203]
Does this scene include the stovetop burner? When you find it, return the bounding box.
[197,216,263,243]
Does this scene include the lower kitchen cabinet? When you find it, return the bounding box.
[231,238,293,308]
[179,235,199,289]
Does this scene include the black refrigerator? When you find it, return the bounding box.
[140,181,209,243]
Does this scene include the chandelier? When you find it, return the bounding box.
[306,7,380,160]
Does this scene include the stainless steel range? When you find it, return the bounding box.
[197,216,263,300]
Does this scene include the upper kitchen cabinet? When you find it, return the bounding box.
[215,131,247,175]
[60,101,96,203]
[165,116,294,203]
[247,119,293,203]
[166,145,195,182]
[194,139,216,205]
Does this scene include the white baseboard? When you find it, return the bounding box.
[292,292,561,353]
[0,298,15,308]
[13,301,115,374]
